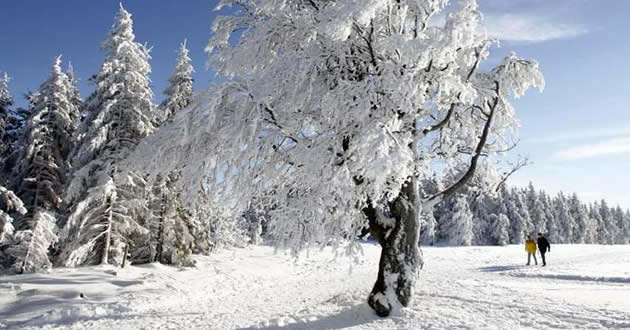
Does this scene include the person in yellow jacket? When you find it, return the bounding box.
[525,235,538,266]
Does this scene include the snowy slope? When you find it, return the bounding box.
[1,243,629,329]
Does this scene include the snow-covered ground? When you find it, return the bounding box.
[1,243,629,329]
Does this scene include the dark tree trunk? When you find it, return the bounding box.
[155,192,166,263]
[364,179,423,317]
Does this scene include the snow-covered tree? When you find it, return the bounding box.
[6,210,58,273]
[568,193,588,243]
[15,57,80,210]
[598,200,615,245]
[553,193,574,243]
[419,210,437,245]
[500,186,524,243]
[61,176,148,267]
[60,5,155,267]
[539,192,558,243]
[130,0,543,316]
[0,186,26,245]
[509,187,532,243]
[439,194,473,246]
[0,72,13,160]
[65,63,83,115]
[613,206,628,244]
[141,172,199,266]
[589,202,604,244]
[488,213,510,246]
[525,183,547,235]
[469,193,494,245]
[6,57,81,273]
[161,40,194,122]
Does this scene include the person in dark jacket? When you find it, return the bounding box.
[537,233,550,266]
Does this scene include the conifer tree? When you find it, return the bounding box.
[598,200,615,244]
[60,5,155,267]
[613,206,628,244]
[0,72,12,160]
[419,210,437,246]
[0,186,26,245]
[140,172,200,266]
[488,213,510,246]
[510,186,532,241]
[568,193,588,243]
[590,201,605,244]
[8,56,80,273]
[439,195,473,246]
[553,193,574,243]
[65,63,83,116]
[526,183,547,234]
[161,40,194,122]
[500,186,524,243]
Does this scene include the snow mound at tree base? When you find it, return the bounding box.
[1,244,629,329]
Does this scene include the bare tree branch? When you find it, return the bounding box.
[424,81,500,206]
[494,156,531,193]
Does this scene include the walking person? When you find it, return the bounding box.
[525,235,537,266]
[537,233,551,266]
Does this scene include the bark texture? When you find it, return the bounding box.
[364,179,423,317]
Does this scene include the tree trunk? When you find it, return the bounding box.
[364,179,423,317]
[156,192,166,263]
[121,243,129,268]
[101,196,113,265]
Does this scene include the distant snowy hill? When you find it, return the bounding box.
[1,243,629,329]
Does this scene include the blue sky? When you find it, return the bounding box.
[0,1,628,208]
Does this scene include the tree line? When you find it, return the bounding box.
[421,178,630,247]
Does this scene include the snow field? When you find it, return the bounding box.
[1,243,629,329]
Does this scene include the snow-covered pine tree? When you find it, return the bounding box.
[6,210,58,273]
[582,203,598,244]
[488,213,510,246]
[500,186,523,243]
[0,185,26,245]
[525,183,547,235]
[510,186,532,242]
[469,193,493,245]
[546,195,564,243]
[419,175,442,245]
[7,57,81,273]
[65,63,83,117]
[0,72,12,161]
[141,172,198,266]
[62,175,148,267]
[568,193,588,243]
[598,200,615,245]
[553,193,574,243]
[161,40,194,122]
[589,201,604,244]
[419,210,437,246]
[539,192,558,243]
[613,206,628,244]
[0,73,28,184]
[60,5,155,267]
[439,194,473,246]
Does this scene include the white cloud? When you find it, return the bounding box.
[526,123,630,144]
[483,13,588,43]
[553,137,630,160]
